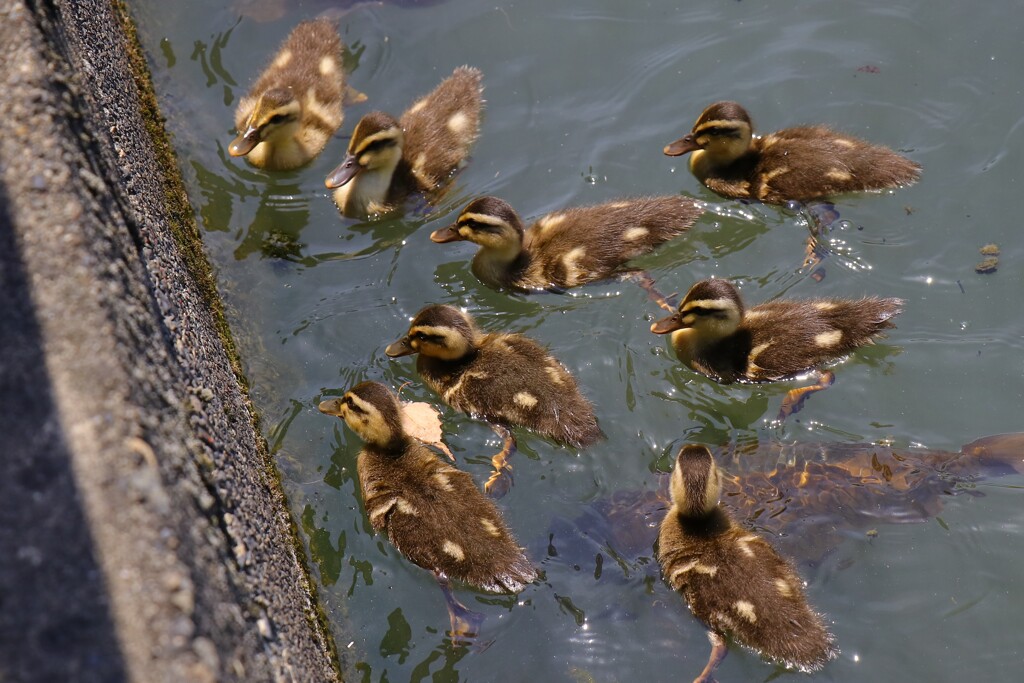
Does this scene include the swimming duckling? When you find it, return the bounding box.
[651,278,902,382]
[326,66,483,217]
[664,101,921,204]
[318,381,536,638]
[385,305,601,497]
[658,444,837,682]
[430,195,702,308]
[229,19,355,170]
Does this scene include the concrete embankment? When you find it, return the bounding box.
[0,0,338,680]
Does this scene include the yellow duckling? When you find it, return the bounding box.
[664,101,921,204]
[326,66,483,217]
[651,278,903,383]
[318,381,536,638]
[430,195,702,306]
[229,19,355,170]
[658,444,837,682]
[385,304,600,497]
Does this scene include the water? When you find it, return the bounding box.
[131,1,1024,680]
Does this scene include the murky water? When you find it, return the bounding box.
[132,1,1023,680]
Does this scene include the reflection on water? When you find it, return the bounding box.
[131,0,1024,680]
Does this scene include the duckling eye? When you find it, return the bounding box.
[460,219,492,232]
[341,395,363,412]
[268,113,291,125]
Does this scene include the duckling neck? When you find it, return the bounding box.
[689,146,757,182]
[472,248,530,289]
[674,505,732,537]
[670,328,703,366]
[247,124,312,170]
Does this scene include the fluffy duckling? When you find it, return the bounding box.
[385,305,601,497]
[658,444,837,682]
[318,381,536,638]
[664,101,921,204]
[651,278,903,384]
[430,195,702,303]
[326,66,483,217]
[229,19,354,170]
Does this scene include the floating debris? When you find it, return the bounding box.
[979,243,1000,256]
[975,243,1000,273]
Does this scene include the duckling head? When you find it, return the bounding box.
[430,197,526,258]
[663,101,753,166]
[325,112,404,188]
[650,278,744,341]
[669,444,723,518]
[385,304,480,361]
[318,381,406,450]
[229,87,302,157]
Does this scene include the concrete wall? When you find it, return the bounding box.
[0,0,338,680]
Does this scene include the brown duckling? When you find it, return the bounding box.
[326,66,483,217]
[430,195,702,308]
[385,304,601,497]
[229,19,354,170]
[651,278,902,382]
[318,381,536,638]
[664,101,921,204]
[658,444,837,681]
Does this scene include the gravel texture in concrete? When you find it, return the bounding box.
[0,0,338,680]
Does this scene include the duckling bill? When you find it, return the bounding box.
[658,444,837,681]
[431,195,701,308]
[386,304,601,497]
[326,66,483,217]
[664,101,921,204]
[318,381,536,638]
[229,19,353,170]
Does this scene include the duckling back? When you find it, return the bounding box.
[358,441,536,592]
[232,19,347,170]
[742,126,922,204]
[658,508,837,672]
[401,66,484,191]
[417,332,602,449]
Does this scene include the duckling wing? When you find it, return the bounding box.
[751,126,920,203]
[400,66,483,191]
[522,197,702,288]
[359,446,536,592]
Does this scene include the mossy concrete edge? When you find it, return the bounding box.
[0,0,339,679]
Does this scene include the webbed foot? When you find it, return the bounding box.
[484,463,514,499]
[777,370,836,421]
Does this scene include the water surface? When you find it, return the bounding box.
[132,1,1023,680]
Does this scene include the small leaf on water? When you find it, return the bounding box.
[400,401,455,461]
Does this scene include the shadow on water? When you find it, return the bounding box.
[0,188,128,682]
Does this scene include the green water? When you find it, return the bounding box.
[132,1,1023,680]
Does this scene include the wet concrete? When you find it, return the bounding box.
[0,0,338,680]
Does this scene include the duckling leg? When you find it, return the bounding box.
[624,271,678,312]
[777,370,836,422]
[692,630,729,683]
[436,574,484,643]
[484,424,516,499]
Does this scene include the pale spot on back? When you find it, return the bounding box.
[623,227,649,241]
[608,201,631,209]
[480,518,502,537]
[734,600,757,623]
[833,138,856,148]
[432,472,454,492]
[775,578,793,597]
[447,111,469,134]
[407,98,428,115]
[693,563,718,577]
[442,540,466,561]
[545,366,565,385]
[538,213,566,233]
[743,309,769,321]
[758,166,790,199]
[736,534,758,557]
[395,498,419,516]
[514,391,539,409]
[273,50,293,68]
[814,301,837,311]
[825,169,853,182]
[319,56,337,75]
[814,329,843,347]
[562,246,586,286]
[748,342,771,363]
[669,559,698,585]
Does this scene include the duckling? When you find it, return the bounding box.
[430,195,702,308]
[651,278,902,382]
[664,101,921,204]
[229,19,355,170]
[326,66,483,217]
[385,305,601,497]
[658,444,837,682]
[318,381,536,638]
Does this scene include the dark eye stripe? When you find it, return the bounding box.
[361,137,397,154]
